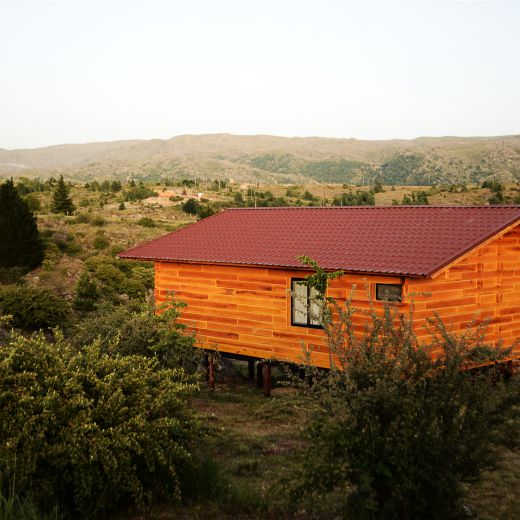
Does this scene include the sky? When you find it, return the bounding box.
[1,0,519,149]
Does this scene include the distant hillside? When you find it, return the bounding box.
[1,133,520,185]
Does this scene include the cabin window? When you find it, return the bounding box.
[376,283,403,302]
[291,279,322,328]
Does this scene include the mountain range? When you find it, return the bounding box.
[1,133,519,186]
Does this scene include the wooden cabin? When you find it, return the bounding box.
[120,206,520,369]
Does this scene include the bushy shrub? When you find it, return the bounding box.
[74,271,100,311]
[41,243,61,271]
[74,213,90,224]
[92,232,109,250]
[72,296,198,372]
[136,217,155,227]
[292,259,520,520]
[23,193,42,212]
[82,256,152,303]
[91,216,106,226]
[0,267,25,285]
[0,328,202,517]
[181,198,200,215]
[0,285,70,329]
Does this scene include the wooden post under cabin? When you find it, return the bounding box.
[248,359,255,380]
[256,362,263,388]
[263,363,272,398]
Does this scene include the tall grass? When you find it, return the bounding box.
[0,491,60,520]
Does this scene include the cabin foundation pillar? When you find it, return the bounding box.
[263,363,272,398]
[248,359,255,380]
[256,362,263,388]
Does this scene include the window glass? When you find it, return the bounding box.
[292,280,308,324]
[291,279,323,328]
[376,283,402,302]
[309,286,322,326]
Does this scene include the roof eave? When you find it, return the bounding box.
[118,254,427,278]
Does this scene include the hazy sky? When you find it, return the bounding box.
[1,0,519,149]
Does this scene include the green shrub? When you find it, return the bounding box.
[41,243,61,271]
[23,193,42,212]
[0,285,70,329]
[74,213,90,224]
[74,271,100,311]
[181,198,200,215]
[136,217,155,227]
[120,277,147,298]
[0,267,25,285]
[83,256,151,302]
[292,259,520,520]
[0,328,202,517]
[94,262,125,288]
[92,232,109,250]
[91,216,106,227]
[72,297,198,372]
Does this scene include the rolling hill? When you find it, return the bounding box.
[1,133,520,186]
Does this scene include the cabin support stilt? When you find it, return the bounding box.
[263,363,272,398]
[248,359,255,380]
[256,362,263,388]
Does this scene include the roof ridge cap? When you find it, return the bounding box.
[225,205,520,210]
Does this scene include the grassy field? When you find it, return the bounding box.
[119,362,519,520]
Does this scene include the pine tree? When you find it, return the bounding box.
[0,178,44,270]
[74,271,100,311]
[51,175,76,215]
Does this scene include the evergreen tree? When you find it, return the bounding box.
[0,178,44,270]
[74,271,100,311]
[51,175,76,215]
[181,198,200,215]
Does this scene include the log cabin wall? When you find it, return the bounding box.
[155,261,402,368]
[407,223,520,359]
[154,224,520,368]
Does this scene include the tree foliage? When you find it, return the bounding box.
[181,198,200,215]
[51,175,76,215]
[0,327,202,517]
[0,179,44,271]
[0,284,70,330]
[333,190,375,206]
[71,296,198,372]
[293,264,520,520]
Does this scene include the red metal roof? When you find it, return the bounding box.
[119,206,520,277]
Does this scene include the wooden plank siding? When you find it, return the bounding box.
[154,224,520,368]
[407,223,520,360]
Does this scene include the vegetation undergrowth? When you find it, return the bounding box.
[287,258,520,520]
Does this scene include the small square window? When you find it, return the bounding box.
[376,283,402,302]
